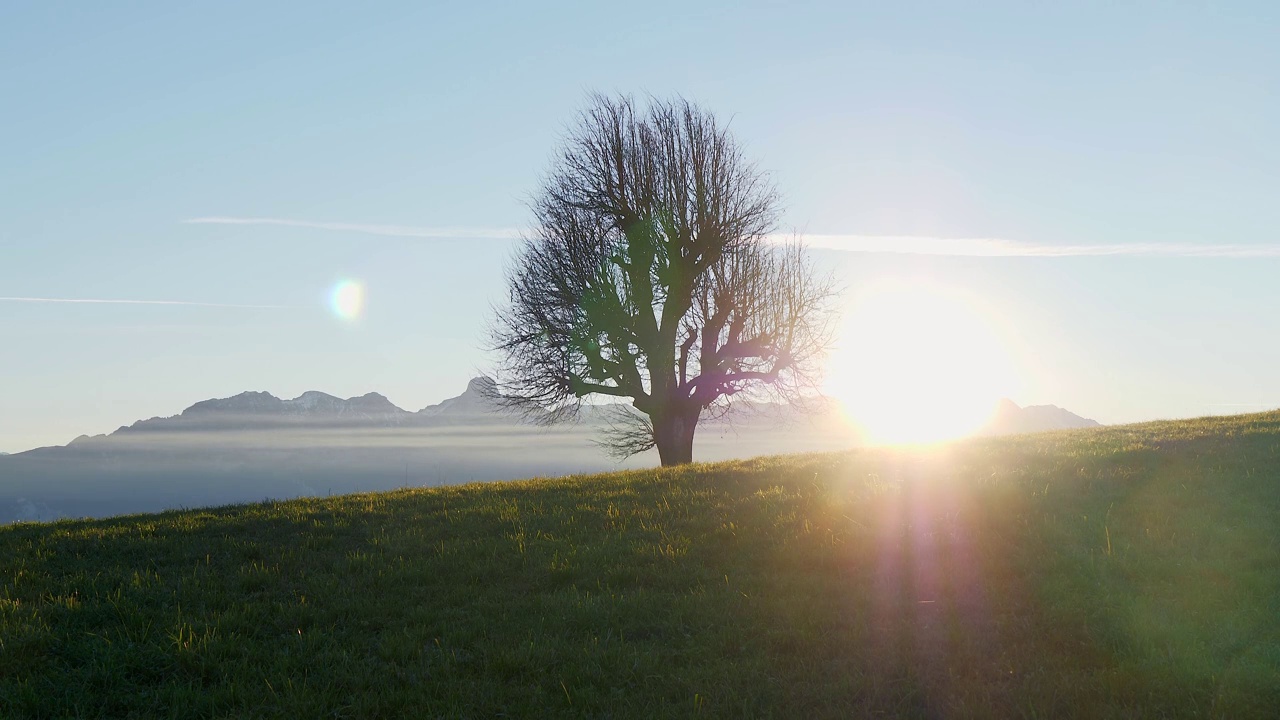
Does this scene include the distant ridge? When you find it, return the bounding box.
[982,399,1101,435]
[6,380,1104,455]
[58,379,519,443]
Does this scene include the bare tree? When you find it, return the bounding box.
[490,94,837,466]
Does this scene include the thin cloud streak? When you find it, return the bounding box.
[184,217,1280,257]
[185,216,523,240]
[794,235,1280,258]
[0,297,291,309]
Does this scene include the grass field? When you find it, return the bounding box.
[2,412,1279,718]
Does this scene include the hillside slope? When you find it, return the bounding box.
[1,413,1278,718]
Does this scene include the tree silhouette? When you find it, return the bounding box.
[490,94,836,465]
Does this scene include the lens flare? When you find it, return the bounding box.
[330,280,365,321]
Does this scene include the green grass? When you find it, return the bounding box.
[2,413,1279,718]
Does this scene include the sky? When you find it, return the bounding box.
[2,1,1278,453]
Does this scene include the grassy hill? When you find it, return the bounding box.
[2,413,1279,718]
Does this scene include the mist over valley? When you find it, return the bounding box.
[0,377,1096,524]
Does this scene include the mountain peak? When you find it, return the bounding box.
[182,391,283,416]
[347,392,402,414]
[286,391,341,411]
[984,399,1100,436]
[417,377,509,419]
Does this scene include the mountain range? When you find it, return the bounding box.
[0,379,1098,524]
[63,377,510,445]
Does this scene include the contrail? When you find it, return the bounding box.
[184,217,1280,257]
[0,296,291,309]
[790,235,1280,258]
[184,216,523,240]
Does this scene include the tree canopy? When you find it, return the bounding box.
[491,94,836,465]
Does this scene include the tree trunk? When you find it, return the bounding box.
[653,407,698,466]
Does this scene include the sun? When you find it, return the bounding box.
[826,278,1019,445]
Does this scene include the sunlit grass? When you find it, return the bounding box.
[2,412,1278,717]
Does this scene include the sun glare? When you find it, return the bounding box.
[827,278,1019,445]
[330,280,365,321]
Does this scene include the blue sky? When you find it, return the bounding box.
[2,1,1278,452]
